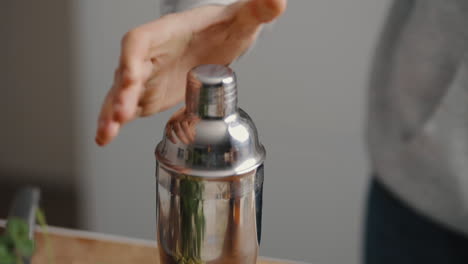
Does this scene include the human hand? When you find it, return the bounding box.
[95,0,286,146]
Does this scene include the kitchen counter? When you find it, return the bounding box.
[0,220,306,264]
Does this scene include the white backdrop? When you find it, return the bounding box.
[75,1,390,263]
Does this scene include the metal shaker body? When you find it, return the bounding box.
[155,65,265,264]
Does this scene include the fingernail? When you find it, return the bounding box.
[95,136,104,146]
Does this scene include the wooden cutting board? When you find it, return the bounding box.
[0,221,296,264]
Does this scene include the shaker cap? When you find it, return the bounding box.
[156,65,265,177]
[186,64,237,118]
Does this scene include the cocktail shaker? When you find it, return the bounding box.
[155,64,265,264]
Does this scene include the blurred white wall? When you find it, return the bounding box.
[74,1,390,263]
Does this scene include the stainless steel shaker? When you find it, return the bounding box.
[155,64,265,264]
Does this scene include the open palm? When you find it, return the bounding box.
[96,0,286,146]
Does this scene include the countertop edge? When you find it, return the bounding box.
[0,219,311,264]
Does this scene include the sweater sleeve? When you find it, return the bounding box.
[161,0,238,15]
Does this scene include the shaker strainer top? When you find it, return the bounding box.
[156,64,265,177]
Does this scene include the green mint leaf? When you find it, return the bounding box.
[35,209,47,228]
[0,244,16,264]
[0,255,16,264]
[0,234,15,264]
[6,219,29,243]
[14,239,34,257]
[0,242,12,256]
[0,236,12,248]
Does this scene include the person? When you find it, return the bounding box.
[95,0,468,263]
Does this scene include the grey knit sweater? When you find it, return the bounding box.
[164,0,468,236]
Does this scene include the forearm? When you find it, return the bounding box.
[161,0,238,15]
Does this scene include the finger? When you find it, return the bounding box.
[188,119,199,142]
[112,73,145,123]
[95,120,120,146]
[174,122,190,145]
[120,28,152,64]
[181,120,194,143]
[112,29,153,124]
[240,0,287,25]
[166,123,177,144]
[96,88,120,146]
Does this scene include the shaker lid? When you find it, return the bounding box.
[186,64,237,119]
[156,65,265,177]
[189,64,235,86]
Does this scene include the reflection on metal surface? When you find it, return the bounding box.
[156,166,264,264]
[228,124,250,143]
[156,65,265,264]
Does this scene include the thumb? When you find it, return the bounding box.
[245,0,287,24]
